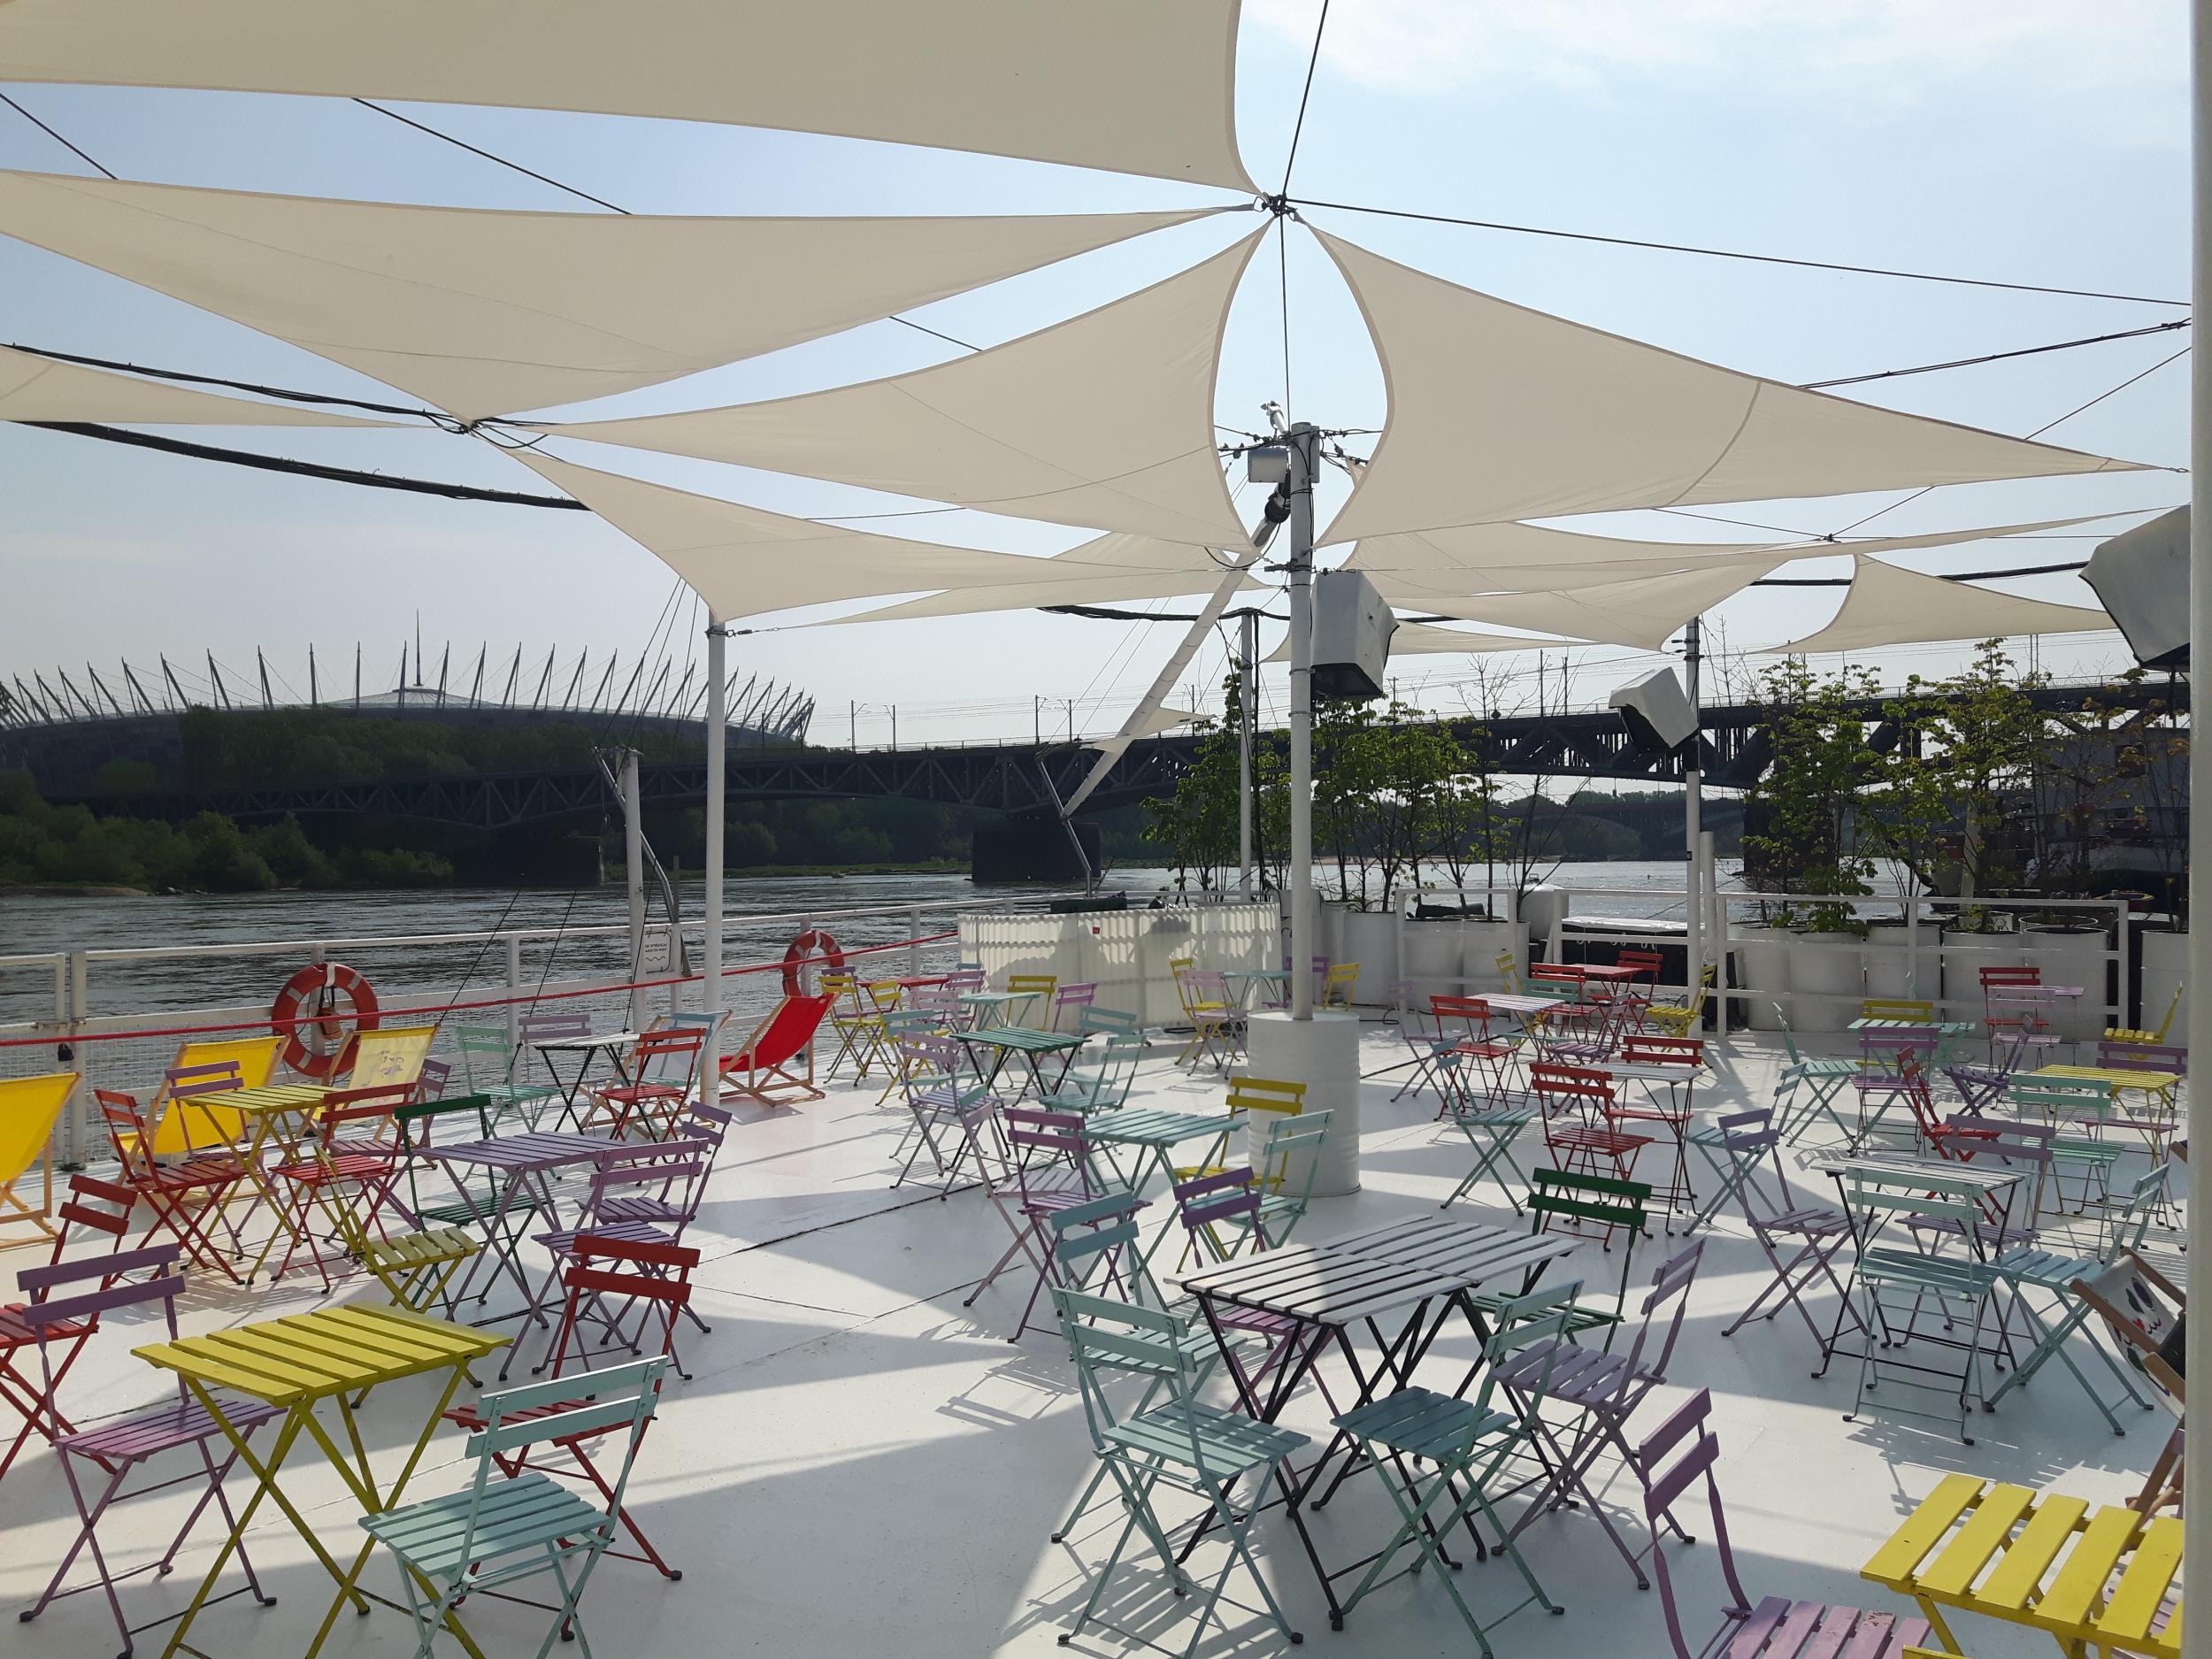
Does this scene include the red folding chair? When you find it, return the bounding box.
[93,1088,248,1282]
[263,1084,412,1290]
[0,1173,137,1486]
[446,1234,697,1584]
[1609,1034,1704,1216]
[1534,1062,1652,1187]
[16,1243,283,1655]
[1981,964,2058,1066]
[1430,994,1520,1115]
[718,994,833,1110]
[587,1025,707,1140]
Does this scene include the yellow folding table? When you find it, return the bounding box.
[1863,1471,2182,1656]
[204,1083,337,1279]
[135,1302,506,1659]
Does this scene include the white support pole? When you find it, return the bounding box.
[1287,423,1319,1021]
[703,619,727,1094]
[2185,0,2210,1636]
[620,748,647,1032]
[1703,829,1724,1033]
[1239,608,1258,898]
[1683,616,1704,1000]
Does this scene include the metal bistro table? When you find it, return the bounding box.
[1181,1214,1581,1632]
[1224,968,1292,1010]
[423,1130,623,1340]
[1085,1108,1238,1263]
[531,1028,644,1131]
[958,989,1041,1031]
[957,1025,1087,1099]
[1847,1017,1979,1065]
[135,1303,506,1659]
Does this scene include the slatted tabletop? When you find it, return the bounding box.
[1088,1108,1237,1148]
[1863,1474,2182,1658]
[217,1083,335,1117]
[2031,1064,2184,1098]
[959,1027,1086,1054]
[1815,1154,2029,1199]
[136,1303,504,1405]
[534,1030,644,1052]
[1183,1215,1578,1327]
[423,1130,622,1171]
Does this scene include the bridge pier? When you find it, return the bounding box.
[972,814,1098,884]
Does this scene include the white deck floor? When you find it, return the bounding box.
[1,1024,2177,1658]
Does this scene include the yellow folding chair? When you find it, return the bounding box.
[0,1071,78,1248]
[1647,964,1716,1038]
[1862,997,1936,1024]
[2110,980,2185,1045]
[1494,950,1525,995]
[1321,963,1361,1010]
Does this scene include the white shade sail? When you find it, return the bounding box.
[1088,706,1199,749]
[824,533,1256,624]
[509,449,1145,622]
[1770,556,2113,654]
[1269,622,1563,662]
[558,231,1263,546]
[1373,558,1786,650]
[0,170,1222,420]
[0,1,1256,190]
[1316,230,2148,545]
[0,345,394,426]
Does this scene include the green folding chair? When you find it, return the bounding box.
[1052,1287,1309,1656]
[359,1356,666,1659]
[1473,1167,1650,1347]
[1037,1034,1144,1115]
[1771,1008,1862,1143]
[1328,1281,1581,1651]
[2008,1073,2125,1213]
[1440,1100,1539,1213]
[454,1024,561,1130]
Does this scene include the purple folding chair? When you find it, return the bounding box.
[963,1106,1101,1341]
[1717,1112,1863,1355]
[1639,1388,1932,1658]
[1850,1032,1933,1150]
[1171,1169,1334,1409]
[1050,981,1099,1033]
[16,1244,284,1655]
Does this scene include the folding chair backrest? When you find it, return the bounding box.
[1006,1108,1087,1187]
[1050,1191,1154,1294]
[1256,1110,1332,1222]
[393,1092,497,1150]
[1051,982,1099,1030]
[1173,1169,1261,1244]
[1055,1290,1204,1456]
[51,1171,135,1256]
[1079,1037,1146,1111]
[459,1356,668,1555]
[158,1061,247,1155]
[1772,1006,1807,1063]
[1532,1063,1613,1113]
[1430,995,1494,1038]
[1838,1164,1985,1228]
[17,1243,186,1396]
[551,1236,699,1374]
[1621,1240,1705,1386]
[2104,1164,2173,1256]
[1466,1279,1583,1419]
[1863,997,1936,1023]
[94,1088,157,1178]
[1530,963,1586,995]
[453,1024,518,1090]
[1635,1387,1754,1659]
[897,1031,965,1092]
[1006,973,1058,1003]
[1075,1004,1140,1041]
[519,1010,593,1044]
[1858,1030,1934,1068]
[1617,949,1665,979]
[629,1025,705,1086]
[1183,968,1231,1007]
[1529,1168,1650,1320]
[1225,1074,1307,1118]
[2098,1039,2187,1077]
[584,1154,707,1222]
[414,1058,451,1102]
[2008,1074,2114,1125]
[1321,962,1360,1006]
[1621,1034,1702,1069]
[673,1100,733,1158]
[316,1086,408,1153]
[944,966,987,995]
[1495,950,1524,994]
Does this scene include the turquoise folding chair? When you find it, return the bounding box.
[1248,1108,1333,1246]
[1074,1003,1141,1041]
[359,1356,667,1659]
[1053,1287,1310,1656]
[454,1024,561,1130]
[1037,1034,1144,1115]
[1328,1281,1581,1651]
[1770,1009,1861,1143]
[1441,1097,1539,1213]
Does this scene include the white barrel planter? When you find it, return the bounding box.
[1790,931,1864,1032]
[1863,921,1940,1002]
[1247,1010,1362,1195]
[2141,929,2189,1041]
[2024,925,2109,1041]
[1733,924,1792,1029]
[1463,919,1525,990]
[1401,918,1464,1005]
[1339,909,1400,1006]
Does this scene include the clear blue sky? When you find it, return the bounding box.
[0,1,2189,747]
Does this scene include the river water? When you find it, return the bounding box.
[0,859,1729,1027]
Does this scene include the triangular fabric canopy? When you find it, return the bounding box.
[1373,558,1787,650]
[1770,557,2113,654]
[1087,706,1198,749]
[821,533,1256,625]
[0,0,1256,190]
[1316,230,2148,545]
[0,170,1222,420]
[0,345,394,427]
[557,232,1263,547]
[509,449,1156,622]
[1269,622,1563,662]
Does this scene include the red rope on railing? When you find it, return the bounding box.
[0,930,959,1048]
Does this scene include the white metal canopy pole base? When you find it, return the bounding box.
[1246,1010,1363,1196]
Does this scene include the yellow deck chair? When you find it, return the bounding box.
[0,1071,78,1248]
[344,1024,438,1090]
[1006,973,1058,1027]
[2110,981,2185,1046]
[135,1034,284,1157]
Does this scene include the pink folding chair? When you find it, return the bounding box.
[1050,981,1099,1033]
[16,1244,285,1655]
[1639,1388,1932,1657]
[963,1107,1102,1341]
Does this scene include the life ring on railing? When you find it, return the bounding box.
[271,962,381,1079]
[782,930,845,996]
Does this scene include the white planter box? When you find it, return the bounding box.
[1733,925,1792,1029]
[959,902,1276,1029]
[1462,919,1525,990]
[1339,910,1399,1007]
[2141,929,2189,1041]
[2023,926,2109,1042]
[1401,918,1464,1004]
[1939,931,2030,1025]
[1790,931,1863,1032]
[1863,922,1940,1002]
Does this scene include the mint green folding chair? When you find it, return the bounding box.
[1328,1281,1581,1651]
[359,1356,666,1659]
[1441,1100,1539,1213]
[454,1024,561,1130]
[1053,1288,1309,1656]
[1038,1034,1144,1115]
[1250,1107,1333,1246]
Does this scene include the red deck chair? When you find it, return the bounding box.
[718,994,832,1109]
[263,1084,412,1290]
[1534,1062,1653,1187]
[587,1026,707,1140]
[445,1233,697,1583]
[0,1173,134,1485]
[94,1088,248,1282]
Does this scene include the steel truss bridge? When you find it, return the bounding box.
[39,680,2175,832]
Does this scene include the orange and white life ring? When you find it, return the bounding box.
[782,930,845,996]
[270,961,381,1079]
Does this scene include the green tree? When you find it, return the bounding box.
[1878,640,2047,900]
[1740,658,1879,928]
